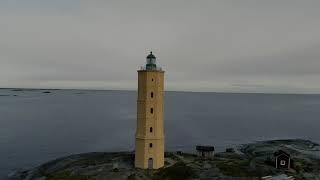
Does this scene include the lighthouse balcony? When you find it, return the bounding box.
[140,66,163,71]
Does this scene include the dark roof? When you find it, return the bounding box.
[274,150,290,157]
[196,146,215,152]
[147,51,156,59]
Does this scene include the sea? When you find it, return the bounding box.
[0,89,320,179]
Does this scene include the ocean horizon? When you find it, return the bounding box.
[1,88,320,179]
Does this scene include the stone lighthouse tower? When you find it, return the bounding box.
[135,52,165,169]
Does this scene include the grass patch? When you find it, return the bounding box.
[127,174,136,180]
[152,162,198,180]
[216,159,256,177]
[46,171,90,180]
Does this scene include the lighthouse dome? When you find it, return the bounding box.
[147,51,156,59]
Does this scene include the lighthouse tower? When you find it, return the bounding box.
[135,52,165,169]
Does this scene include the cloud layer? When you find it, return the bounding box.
[1,0,320,93]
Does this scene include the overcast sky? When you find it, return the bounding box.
[1,0,320,93]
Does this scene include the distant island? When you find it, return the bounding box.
[10,139,320,180]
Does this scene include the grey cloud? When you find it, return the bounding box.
[1,0,320,93]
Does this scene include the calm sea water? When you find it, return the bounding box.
[1,89,320,179]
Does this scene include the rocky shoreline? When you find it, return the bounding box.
[10,139,320,180]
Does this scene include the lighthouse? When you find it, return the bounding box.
[135,52,165,169]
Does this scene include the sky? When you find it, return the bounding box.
[1,0,320,94]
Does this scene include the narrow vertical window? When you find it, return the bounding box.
[149,143,153,148]
[150,127,153,132]
[151,92,154,98]
[152,78,154,82]
[150,108,153,114]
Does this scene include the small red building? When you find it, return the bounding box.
[274,150,291,169]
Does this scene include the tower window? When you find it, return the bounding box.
[151,92,154,98]
[149,143,153,148]
[152,78,154,82]
[150,108,153,114]
[150,127,153,132]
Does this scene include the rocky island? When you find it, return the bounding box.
[10,139,320,180]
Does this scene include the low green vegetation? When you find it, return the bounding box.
[216,159,253,177]
[127,174,136,180]
[152,162,198,180]
[46,171,90,180]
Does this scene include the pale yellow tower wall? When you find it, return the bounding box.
[135,70,165,169]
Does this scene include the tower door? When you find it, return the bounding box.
[148,158,153,169]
